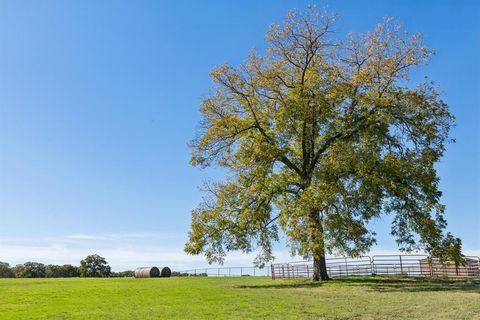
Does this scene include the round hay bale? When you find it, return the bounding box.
[160,266,171,278]
[134,267,160,278]
[149,266,160,277]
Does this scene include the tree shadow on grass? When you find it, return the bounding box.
[235,276,480,292]
[236,279,325,289]
[354,276,480,293]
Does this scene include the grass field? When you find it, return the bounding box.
[0,276,479,319]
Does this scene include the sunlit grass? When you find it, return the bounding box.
[0,276,478,319]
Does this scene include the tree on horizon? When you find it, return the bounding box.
[79,254,111,278]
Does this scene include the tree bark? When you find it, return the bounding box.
[313,253,330,281]
[311,210,330,281]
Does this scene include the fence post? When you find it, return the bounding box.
[345,257,348,276]
[399,255,403,274]
[229,268,231,276]
[253,267,255,276]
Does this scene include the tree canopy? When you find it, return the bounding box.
[13,262,46,278]
[0,262,15,278]
[185,7,460,280]
[45,264,80,278]
[79,254,111,278]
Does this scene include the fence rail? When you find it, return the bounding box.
[177,255,480,279]
[178,266,270,277]
[271,255,480,280]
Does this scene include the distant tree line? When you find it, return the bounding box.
[0,254,133,278]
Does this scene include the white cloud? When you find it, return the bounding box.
[67,232,180,241]
[68,234,109,241]
[0,233,478,272]
[0,233,264,271]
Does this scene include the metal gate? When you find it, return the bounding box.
[270,255,480,279]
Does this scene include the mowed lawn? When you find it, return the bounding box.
[0,276,479,319]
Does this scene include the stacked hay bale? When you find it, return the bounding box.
[134,266,171,278]
[134,267,160,278]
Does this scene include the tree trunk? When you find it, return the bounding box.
[313,253,330,281]
[311,210,330,281]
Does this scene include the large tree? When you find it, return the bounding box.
[185,7,461,280]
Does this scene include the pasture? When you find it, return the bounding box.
[0,276,479,319]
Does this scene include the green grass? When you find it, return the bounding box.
[0,276,479,319]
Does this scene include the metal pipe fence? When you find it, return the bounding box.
[177,266,270,277]
[271,255,480,280]
[177,255,480,279]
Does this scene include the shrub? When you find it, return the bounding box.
[14,262,46,278]
[0,262,15,278]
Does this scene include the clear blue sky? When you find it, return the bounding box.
[0,0,479,270]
